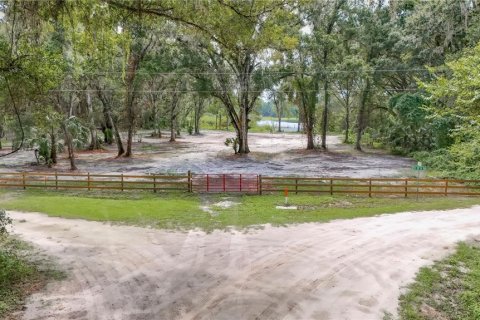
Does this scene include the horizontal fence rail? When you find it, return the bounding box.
[260,176,480,197]
[0,171,191,193]
[0,171,479,197]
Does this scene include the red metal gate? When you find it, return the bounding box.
[192,174,259,193]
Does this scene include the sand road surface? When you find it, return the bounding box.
[10,208,480,320]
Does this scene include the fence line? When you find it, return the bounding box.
[0,171,479,197]
[0,171,191,192]
[260,176,480,197]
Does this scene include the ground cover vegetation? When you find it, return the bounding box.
[396,241,480,320]
[0,209,62,318]
[0,0,477,178]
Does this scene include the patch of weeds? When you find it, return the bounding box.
[398,241,480,320]
[0,210,64,318]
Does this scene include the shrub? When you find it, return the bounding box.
[0,209,12,237]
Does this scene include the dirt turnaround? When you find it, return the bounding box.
[10,208,480,320]
[0,132,414,177]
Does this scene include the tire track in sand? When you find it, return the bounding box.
[9,207,480,320]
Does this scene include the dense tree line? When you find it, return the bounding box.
[0,0,479,177]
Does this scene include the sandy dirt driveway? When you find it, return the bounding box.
[10,208,480,320]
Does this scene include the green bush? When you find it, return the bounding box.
[413,135,480,179]
[0,209,12,237]
[0,211,37,317]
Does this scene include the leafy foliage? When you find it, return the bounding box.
[0,209,12,237]
[398,242,480,320]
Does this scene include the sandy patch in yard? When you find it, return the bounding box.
[0,131,414,177]
[9,207,480,320]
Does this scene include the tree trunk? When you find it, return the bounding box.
[355,78,371,151]
[86,92,100,150]
[321,80,329,149]
[124,53,140,157]
[62,123,77,170]
[273,94,282,133]
[170,115,176,142]
[102,105,114,144]
[97,90,124,156]
[50,131,57,164]
[111,115,125,157]
[237,102,250,154]
[237,64,251,154]
[194,107,201,135]
[125,124,134,156]
[344,95,350,144]
[306,124,315,150]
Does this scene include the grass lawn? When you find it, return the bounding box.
[1,190,480,232]
[397,242,480,320]
[0,237,63,318]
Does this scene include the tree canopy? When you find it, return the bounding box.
[0,0,479,177]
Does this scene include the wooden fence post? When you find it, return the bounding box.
[121,174,124,191]
[445,180,449,196]
[153,176,157,193]
[87,172,91,191]
[239,174,242,192]
[22,172,26,190]
[404,179,408,198]
[223,174,226,192]
[368,179,372,198]
[55,171,58,190]
[329,179,333,196]
[295,179,298,195]
[258,175,262,195]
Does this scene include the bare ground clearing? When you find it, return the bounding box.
[10,207,480,320]
[0,131,414,177]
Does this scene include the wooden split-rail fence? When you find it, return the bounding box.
[0,171,479,197]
